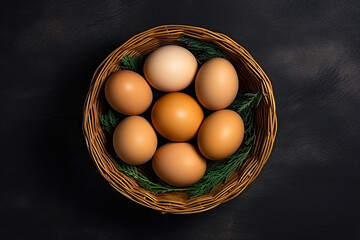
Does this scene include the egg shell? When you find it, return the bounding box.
[113,116,157,165]
[197,109,244,160]
[105,70,153,115]
[195,58,239,110]
[144,45,198,92]
[152,142,207,187]
[151,92,203,141]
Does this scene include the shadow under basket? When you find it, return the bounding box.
[82,25,277,214]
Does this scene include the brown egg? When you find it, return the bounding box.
[152,142,207,187]
[144,45,198,92]
[151,92,204,141]
[198,110,244,160]
[195,58,239,110]
[105,70,153,115]
[113,116,157,165]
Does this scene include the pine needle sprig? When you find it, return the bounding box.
[120,55,145,73]
[178,37,226,63]
[99,109,120,134]
[116,161,189,193]
[188,145,253,197]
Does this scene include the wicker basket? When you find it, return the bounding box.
[82,25,277,214]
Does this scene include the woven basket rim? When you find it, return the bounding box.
[82,24,277,214]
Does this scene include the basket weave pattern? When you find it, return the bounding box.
[82,25,277,214]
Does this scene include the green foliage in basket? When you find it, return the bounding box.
[99,110,119,134]
[116,162,188,193]
[120,55,145,73]
[99,37,262,197]
[178,37,226,63]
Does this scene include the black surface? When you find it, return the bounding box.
[1,0,360,239]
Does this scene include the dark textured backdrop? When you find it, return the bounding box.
[1,0,359,239]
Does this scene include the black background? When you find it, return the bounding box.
[1,0,360,239]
